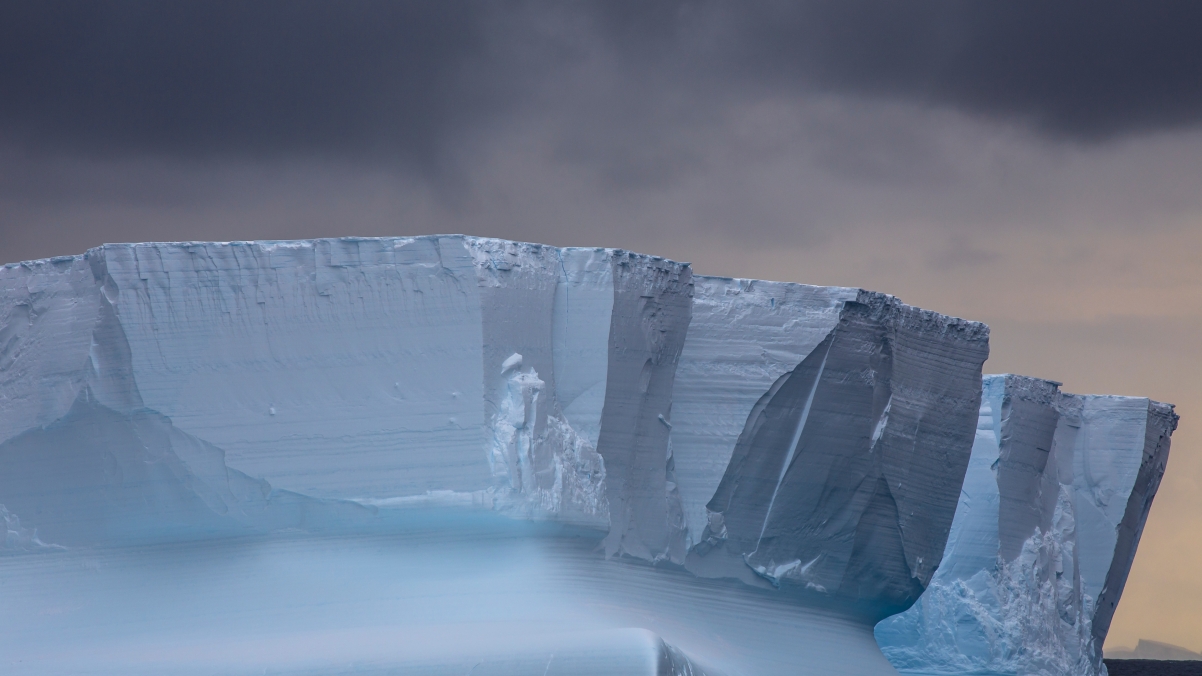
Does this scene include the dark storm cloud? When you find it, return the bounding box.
[2,0,1201,165]
[718,1,1202,139]
[0,0,505,163]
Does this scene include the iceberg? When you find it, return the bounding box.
[0,236,1168,675]
[875,375,1178,675]
[1106,639,1202,661]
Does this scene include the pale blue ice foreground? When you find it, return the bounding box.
[0,237,1172,675]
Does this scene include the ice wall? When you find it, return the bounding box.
[0,239,692,551]
[669,277,858,549]
[678,283,991,620]
[471,240,612,524]
[875,375,1178,675]
[1,236,1178,675]
[0,237,992,584]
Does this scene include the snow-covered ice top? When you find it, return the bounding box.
[875,375,1178,676]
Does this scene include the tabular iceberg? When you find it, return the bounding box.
[0,236,1170,675]
[875,375,1178,676]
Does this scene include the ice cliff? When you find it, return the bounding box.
[675,277,988,620]
[875,375,1178,675]
[0,237,986,577]
[0,236,1171,675]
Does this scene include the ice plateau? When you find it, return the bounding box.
[0,236,1173,675]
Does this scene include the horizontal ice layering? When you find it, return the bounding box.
[0,236,1173,675]
[676,278,990,620]
[875,375,1178,676]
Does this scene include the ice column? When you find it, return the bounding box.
[597,252,694,562]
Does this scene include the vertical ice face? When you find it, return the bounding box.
[552,248,615,449]
[679,290,990,620]
[596,252,693,562]
[469,238,610,523]
[875,376,1178,676]
[0,240,994,586]
[0,237,696,548]
[1076,395,1177,654]
[669,277,858,550]
[0,256,102,445]
[0,249,379,548]
[95,237,491,500]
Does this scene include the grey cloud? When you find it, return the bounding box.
[4,2,1202,267]
[3,0,1201,173]
[5,99,1202,266]
[702,1,1202,140]
[0,1,500,165]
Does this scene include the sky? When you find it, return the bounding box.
[3,0,1202,652]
